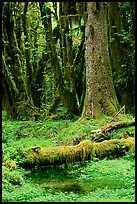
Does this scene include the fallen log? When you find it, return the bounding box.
[19,137,134,169]
[101,120,135,134]
[91,120,135,142]
[20,140,94,168]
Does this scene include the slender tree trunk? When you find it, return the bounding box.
[3,3,26,97]
[2,54,16,119]
[59,2,79,115]
[83,2,119,118]
[22,2,34,97]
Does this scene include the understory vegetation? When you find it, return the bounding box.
[2,110,135,202]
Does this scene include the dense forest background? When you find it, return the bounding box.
[2,2,135,120]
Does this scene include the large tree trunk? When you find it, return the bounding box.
[82,2,119,118]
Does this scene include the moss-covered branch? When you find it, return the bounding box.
[92,119,135,142]
[101,120,135,134]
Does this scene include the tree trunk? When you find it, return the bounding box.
[22,2,34,97]
[2,2,34,119]
[59,2,79,115]
[3,3,26,98]
[108,2,123,74]
[39,2,79,115]
[83,2,119,118]
[108,2,135,114]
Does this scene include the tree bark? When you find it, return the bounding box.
[83,2,119,118]
[22,2,34,97]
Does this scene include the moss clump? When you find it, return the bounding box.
[2,166,23,186]
[4,160,17,170]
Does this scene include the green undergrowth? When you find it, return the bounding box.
[2,157,135,202]
[2,111,135,202]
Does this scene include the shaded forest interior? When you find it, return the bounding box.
[2,2,135,120]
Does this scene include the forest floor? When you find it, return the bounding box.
[2,111,135,202]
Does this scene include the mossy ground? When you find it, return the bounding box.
[2,111,135,202]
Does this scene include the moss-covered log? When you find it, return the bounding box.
[19,137,134,169]
[20,140,94,168]
[94,137,134,158]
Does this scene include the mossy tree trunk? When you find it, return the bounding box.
[39,2,79,116]
[108,2,135,114]
[39,2,64,115]
[82,2,119,118]
[22,2,45,110]
[2,54,17,119]
[22,2,34,98]
[59,2,79,115]
[108,2,123,74]
[2,2,29,119]
[14,2,24,52]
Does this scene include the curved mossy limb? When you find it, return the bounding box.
[101,120,135,134]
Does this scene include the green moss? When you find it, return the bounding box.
[4,160,17,170]
[20,140,94,168]
[94,137,134,158]
[2,166,23,186]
